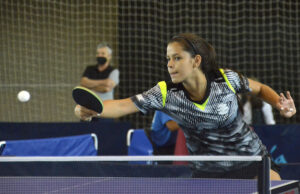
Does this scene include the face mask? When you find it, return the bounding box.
[96,57,107,66]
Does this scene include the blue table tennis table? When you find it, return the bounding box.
[0,177,299,194]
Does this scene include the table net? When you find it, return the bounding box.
[0,155,280,194]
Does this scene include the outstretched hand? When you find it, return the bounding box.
[277,91,296,118]
[74,105,100,122]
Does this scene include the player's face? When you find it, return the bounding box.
[96,47,111,62]
[166,42,195,84]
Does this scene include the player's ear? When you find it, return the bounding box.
[193,55,201,68]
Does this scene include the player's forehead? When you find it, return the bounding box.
[167,42,188,57]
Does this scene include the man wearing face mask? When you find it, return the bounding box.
[80,42,120,101]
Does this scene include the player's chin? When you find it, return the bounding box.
[170,77,181,84]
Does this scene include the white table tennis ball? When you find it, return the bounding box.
[17,90,31,102]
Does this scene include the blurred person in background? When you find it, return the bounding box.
[80,42,119,101]
[150,111,180,157]
[79,42,119,122]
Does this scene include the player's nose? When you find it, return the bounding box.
[167,59,174,68]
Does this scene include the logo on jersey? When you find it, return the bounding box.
[136,94,144,101]
[217,103,229,115]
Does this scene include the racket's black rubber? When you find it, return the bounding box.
[72,86,103,113]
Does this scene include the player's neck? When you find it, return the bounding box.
[183,71,207,101]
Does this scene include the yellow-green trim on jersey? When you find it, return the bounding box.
[219,68,236,94]
[193,98,209,111]
[159,69,234,110]
[158,81,167,107]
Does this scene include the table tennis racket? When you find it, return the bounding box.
[72,86,103,114]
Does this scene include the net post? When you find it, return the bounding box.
[258,155,270,194]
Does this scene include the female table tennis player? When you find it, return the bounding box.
[75,33,296,180]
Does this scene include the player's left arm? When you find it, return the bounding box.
[248,79,296,118]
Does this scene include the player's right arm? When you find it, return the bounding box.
[74,98,139,120]
[101,98,139,118]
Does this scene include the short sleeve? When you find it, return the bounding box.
[109,69,120,85]
[130,83,164,114]
[225,70,250,93]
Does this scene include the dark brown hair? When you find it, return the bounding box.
[168,33,221,78]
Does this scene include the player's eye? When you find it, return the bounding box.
[174,56,181,61]
[166,57,170,62]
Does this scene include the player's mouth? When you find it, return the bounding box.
[169,72,178,78]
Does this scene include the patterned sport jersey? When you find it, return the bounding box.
[131,69,268,172]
